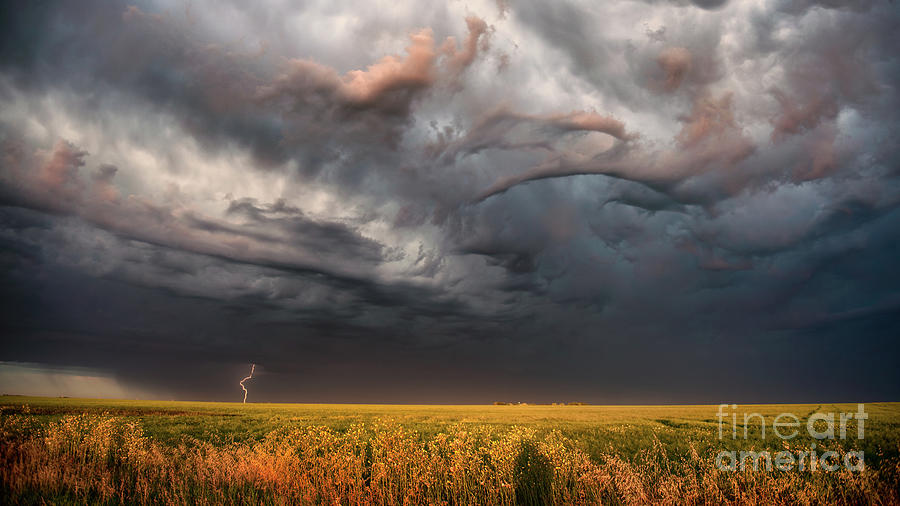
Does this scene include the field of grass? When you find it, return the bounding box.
[2,396,899,504]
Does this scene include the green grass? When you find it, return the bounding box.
[3,396,899,465]
[3,397,899,504]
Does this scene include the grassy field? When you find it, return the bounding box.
[2,396,899,504]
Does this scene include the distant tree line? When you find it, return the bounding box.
[492,401,590,406]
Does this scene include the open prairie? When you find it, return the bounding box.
[2,397,899,504]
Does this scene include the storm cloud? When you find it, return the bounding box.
[0,0,898,403]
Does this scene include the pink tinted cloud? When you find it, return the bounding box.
[656,47,692,92]
[38,140,87,193]
[259,17,490,113]
[474,93,755,201]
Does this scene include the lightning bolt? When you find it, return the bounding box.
[239,363,255,403]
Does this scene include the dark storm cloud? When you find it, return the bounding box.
[0,0,898,402]
[0,1,490,176]
[1,2,288,167]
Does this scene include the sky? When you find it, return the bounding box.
[0,0,898,404]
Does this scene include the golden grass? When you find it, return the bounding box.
[2,413,898,505]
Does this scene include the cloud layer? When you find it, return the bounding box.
[0,0,898,402]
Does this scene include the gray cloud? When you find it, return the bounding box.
[0,0,898,402]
